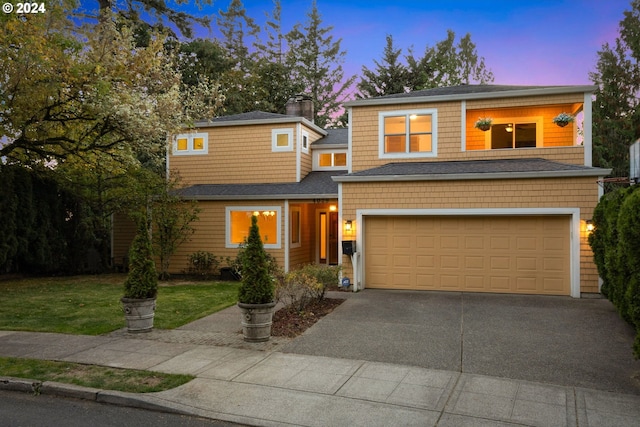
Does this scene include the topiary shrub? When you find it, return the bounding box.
[237,215,275,304]
[123,222,158,299]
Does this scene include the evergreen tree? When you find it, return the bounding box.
[590,0,640,178]
[238,215,275,304]
[357,34,408,98]
[286,1,355,128]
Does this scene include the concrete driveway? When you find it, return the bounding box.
[280,290,640,395]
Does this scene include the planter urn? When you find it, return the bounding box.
[238,301,276,342]
[121,297,156,333]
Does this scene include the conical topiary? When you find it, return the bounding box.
[238,214,274,304]
[123,222,158,299]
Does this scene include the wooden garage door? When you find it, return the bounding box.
[364,216,570,295]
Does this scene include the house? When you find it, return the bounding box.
[112,85,611,297]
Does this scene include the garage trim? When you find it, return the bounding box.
[352,208,581,298]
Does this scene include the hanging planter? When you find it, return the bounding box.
[553,112,574,128]
[474,117,492,131]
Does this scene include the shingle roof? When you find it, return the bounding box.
[333,158,610,182]
[312,128,348,146]
[178,171,344,200]
[209,111,289,122]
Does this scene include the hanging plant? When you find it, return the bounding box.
[474,117,492,131]
[553,112,574,127]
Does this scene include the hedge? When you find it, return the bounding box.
[589,185,640,357]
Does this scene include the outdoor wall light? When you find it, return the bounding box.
[344,220,352,232]
[586,219,595,232]
[330,205,337,212]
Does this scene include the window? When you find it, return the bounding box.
[379,109,437,158]
[314,151,348,170]
[301,131,309,153]
[226,207,281,249]
[290,207,301,248]
[485,117,543,150]
[173,133,208,155]
[272,128,293,152]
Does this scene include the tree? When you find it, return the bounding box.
[95,0,212,38]
[286,1,355,128]
[238,215,275,304]
[590,0,640,178]
[406,30,494,90]
[357,34,408,98]
[152,176,200,279]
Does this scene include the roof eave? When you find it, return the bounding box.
[343,85,598,108]
[332,168,612,183]
[194,116,327,135]
[180,193,338,201]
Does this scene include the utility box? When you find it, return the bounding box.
[342,240,356,256]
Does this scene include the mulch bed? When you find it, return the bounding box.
[271,298,344,338]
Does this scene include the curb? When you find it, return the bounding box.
[0,376,190,416]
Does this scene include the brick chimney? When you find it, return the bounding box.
[285,94,314,123]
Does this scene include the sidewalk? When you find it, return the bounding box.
[1,302,640,426]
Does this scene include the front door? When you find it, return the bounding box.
[318,210,339,265]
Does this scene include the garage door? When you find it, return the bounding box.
[364,216,570,295]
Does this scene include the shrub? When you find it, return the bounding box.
[187,251,219,278]
[237,215,275,304]
[226,240,279,281]
[299,264,341,300]
[123,223,158,299]
[276,269,321,312]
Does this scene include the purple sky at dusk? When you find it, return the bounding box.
[182,0,631,89]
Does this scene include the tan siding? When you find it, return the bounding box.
[170,124,298,185]
[340,177,600,294]
[168,200,285,274]
[288,203,315,268]
[350,94,587,173]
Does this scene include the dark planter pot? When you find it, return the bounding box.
[476,124,491,131]
[121,297,156,333]
[237,301,276,342]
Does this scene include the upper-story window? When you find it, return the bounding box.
[485,117,543,149]
[301,130,309,153]
[313,150,348,170]
[379,109,437,158]
[272,128,293,152]
[173,132,208,155]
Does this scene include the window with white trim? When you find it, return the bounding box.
[379,109,437,158]
[272,128,293,152]
[226,206,281,249]
[173,132,208,155]
[314,150,348,170]
[301,131,309,153]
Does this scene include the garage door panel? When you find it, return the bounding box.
[365,216,570,295]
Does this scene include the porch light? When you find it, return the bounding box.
[330,205,337,212]
[505,124,513,133]
[586,219,594,233]
[344,220,352,232]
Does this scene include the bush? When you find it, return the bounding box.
[276,269,321,312]
[237,215,275,304]
[589,185,640,357]
[123,223,158,299]
[186,251,219,278]
[225,241,279,281]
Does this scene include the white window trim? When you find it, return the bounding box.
[290,206,301,248]
[173,132,208,155]
[313,150,349,170]
[225,206,282,249]
[272,128,294,152]
[379,109,438,159]
[483,116,544,149]
[301,130,310,154]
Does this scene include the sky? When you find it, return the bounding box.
[180,0,632,88]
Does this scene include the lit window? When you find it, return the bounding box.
[334,153,347,166]
[379,110,437,158]
[226,207,281,248]
[173,133,208,155]
[272,129,293,152]
[483,117,543,150]
[315,151,348,169]
[319,153,332,167]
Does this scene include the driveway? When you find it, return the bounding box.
[280,290,640,395]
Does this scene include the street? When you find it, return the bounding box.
[0,390,243,427]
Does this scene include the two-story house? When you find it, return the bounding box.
[112,85,611,297]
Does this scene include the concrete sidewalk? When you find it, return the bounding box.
[0,293,639,426]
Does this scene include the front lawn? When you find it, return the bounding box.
[0,274,240,335]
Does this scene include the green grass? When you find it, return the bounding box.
[0,274,240,335]
[0,356,194,393]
